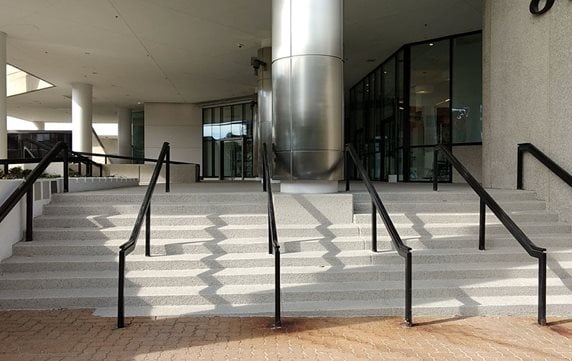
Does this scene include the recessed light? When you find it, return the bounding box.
[429,43,434,47]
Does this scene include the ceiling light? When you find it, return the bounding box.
[414,85,434,94]
[429,43,434,47]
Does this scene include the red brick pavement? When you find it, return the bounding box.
[0,310,571,360]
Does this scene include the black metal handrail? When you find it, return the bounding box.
[433,144,547,325]
[0,142,69,242]
[74,151,193,165]
[117,142,170,328]
[517,143,572,190]
[261,143,281,328]
[18,138,103,177]
[345,143,413,327]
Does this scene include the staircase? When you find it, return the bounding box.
[0,184,571,318]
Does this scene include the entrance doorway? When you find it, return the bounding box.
[220,137,245,181]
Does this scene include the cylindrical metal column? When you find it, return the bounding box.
[71,83,93,153]
[0,32,7,159]
[117,108,132,163]
[257,47,273,177]
[272,0,344,193]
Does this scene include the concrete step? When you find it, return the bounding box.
[12,234,572,257]
[352,190,538,203]
[3,248,572,273]
[50,192,267,204]
[354,200,546,213]
[34,214,270,228]
[353,210,560,224]
[0,278,570,310]
[358,222,571,237]
[31,224,360,241]
[2,263,571,290]
[42,203,268,216]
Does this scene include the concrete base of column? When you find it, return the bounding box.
[280,181,338,194]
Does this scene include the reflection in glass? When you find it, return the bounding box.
[202,102,255,178]
[409,40,450,147]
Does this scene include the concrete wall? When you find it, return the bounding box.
[453,145,482,183]
[144,103,202,165]
[483,0,572,222]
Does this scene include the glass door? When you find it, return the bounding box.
[220,138,244,180]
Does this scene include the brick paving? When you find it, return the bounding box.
[0,310,571,361]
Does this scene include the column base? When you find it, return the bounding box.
[280,181,338,194]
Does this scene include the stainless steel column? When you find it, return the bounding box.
[272,0,344,192]
[257,47,273,177]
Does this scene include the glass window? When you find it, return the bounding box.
[232,104,243,137]
[452,33,483,143]
[409,40,451,147]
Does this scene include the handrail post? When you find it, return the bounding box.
[371,202,377,252]
[275,245,281,328]
[165,144,170,193]
[63,149,69,193]
[268,209,273,255]
[3,163,8,176]
[517,146,524,190]
[262,154,267,192]
[145,204,151,257]
[345,148,350,192]
[404,251,412,327]
[117,249,125,328]
[26,190,33,242]
[433,148,439,191]
[538,252,547,326]
[479,199,486,250]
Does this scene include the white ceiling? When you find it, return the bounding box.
[0,0,482,124]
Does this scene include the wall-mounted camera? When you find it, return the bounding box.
[251,57,267,76]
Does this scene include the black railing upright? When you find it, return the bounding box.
[261,143,281,328]
[433,144,547,325]
[0,142,69,242]
[117,142,171,328]
[345,143,413,327]
[517,143,572,190]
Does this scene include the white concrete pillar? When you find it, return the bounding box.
[71,83,92,153]
[117,108,132,163]
[0,32,7,159]
[33,121,45,131]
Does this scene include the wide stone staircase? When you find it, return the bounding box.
[0,185,571,318]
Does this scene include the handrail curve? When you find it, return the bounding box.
[261,143,281,328]
[0,141,70,241]
[117,142,170,328]
[433,144,547,325]
[517,143,572,189]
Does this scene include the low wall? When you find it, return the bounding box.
[69,177,139,192]
[0,177,140,261]
[104,164,199,184]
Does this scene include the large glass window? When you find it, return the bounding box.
[347,31,482,182]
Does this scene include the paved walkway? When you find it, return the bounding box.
[0,310,571,360]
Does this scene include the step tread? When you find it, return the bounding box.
[4,247,572,264]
